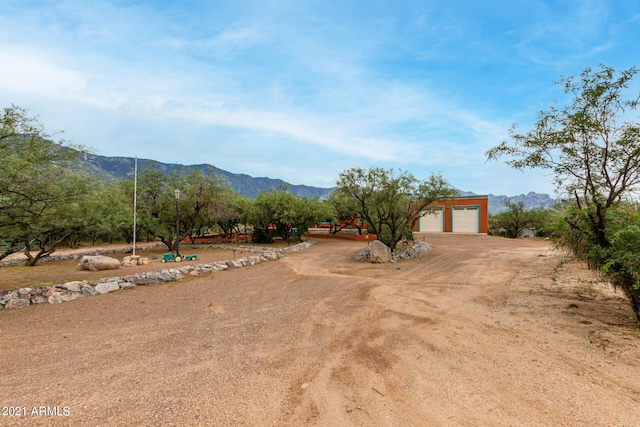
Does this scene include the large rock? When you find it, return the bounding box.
[78,255,121,271]
[121,255,141,267]
[369,240,391,263]
[31,295,48,304]
[48,291,82,304]
[82,287,99,296]
[61,281,84,292]
[4,298,30,309]
[2,291,18,301]
[119,282,136,290]
[263,251,280,261]
[95,282,121,294]
[226,259,244,268]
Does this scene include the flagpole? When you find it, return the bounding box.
[133,156,138,257]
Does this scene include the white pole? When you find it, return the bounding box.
[133,156,138,256]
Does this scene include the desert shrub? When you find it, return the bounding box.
[554,203,640,318]
[404,229,414,242]
[602,205,640,292]
[252,227,273,244]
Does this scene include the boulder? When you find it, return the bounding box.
[263,251,280,261]
[44,287,61,297]
[48,291,82,304]
[226,259,244,268]
[30,295,48,304]
[95,282,120,294]
[61,281,84,292]
[119,282,136,291]
[4,298,30,309]
[78,255,121,271]
[2,291,18,301]
[18,290,32,300]
[122,255,141,267]
[81,287,99,297]
[369,240,391,263]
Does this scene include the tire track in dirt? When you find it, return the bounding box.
[277,235,640,426]
[1,235,639,426]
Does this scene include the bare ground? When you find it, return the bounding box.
[0,234,639,426]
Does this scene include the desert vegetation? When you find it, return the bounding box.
[2,64,640,320]
[0,105,457,262]
[0,106,332,263]
[487,64,640,321]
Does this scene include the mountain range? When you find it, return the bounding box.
[79,153,334,199]
[78,153,555,215]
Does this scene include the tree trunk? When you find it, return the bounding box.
[22,237,61,266]
[24,250,53,266]
[159,236,175,252]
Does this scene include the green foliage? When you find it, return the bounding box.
[325,191,360,234]
[251,227,272,244]
[489,199,555,238]
[335,166,457,251]
[0,106,252,259]
[83,181,132,244]
[0,105,97,265]
[247,186,327,245]
[528,208,558,238]
[132,164,235,251]
[554,203,640,294]
[486,65,640,320]
[603,206,640,291]
[404,228,414,242]
[213,193,249,238]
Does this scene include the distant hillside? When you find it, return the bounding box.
[486,192,556,214]
[460,191,557,215]
[78,153,334,199]
[78,153,555,211]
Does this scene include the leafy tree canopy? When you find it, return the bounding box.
[0,105,95,265]
[133,164,234,251]
[247,186,329,244]
[486,65,640,320]
[335,167,457,251]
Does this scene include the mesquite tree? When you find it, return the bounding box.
[336,167,457,251]
[0,105,94,265]
[486,65,640,321]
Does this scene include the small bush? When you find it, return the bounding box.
[252,227,273,244]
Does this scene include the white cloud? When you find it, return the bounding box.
[0,50,87,99]
[2,0,636,196]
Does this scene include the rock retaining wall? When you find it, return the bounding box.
[0,241,315,311]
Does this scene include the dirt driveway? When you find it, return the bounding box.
[1,234,639,426]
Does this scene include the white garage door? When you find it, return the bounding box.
[419,209,444,232]
[452,206,479,233]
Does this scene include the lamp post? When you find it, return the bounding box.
[174,189,181,260]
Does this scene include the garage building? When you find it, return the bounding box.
[415,195,489,234]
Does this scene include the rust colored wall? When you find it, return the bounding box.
[413,196,489,234]
[304,232,377,241]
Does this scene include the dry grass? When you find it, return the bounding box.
[0,242,291,291]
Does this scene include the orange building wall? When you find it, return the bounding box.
[413,196,489,234]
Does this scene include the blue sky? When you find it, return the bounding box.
[1,0,639,196]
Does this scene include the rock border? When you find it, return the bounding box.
[0,241,315,311]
